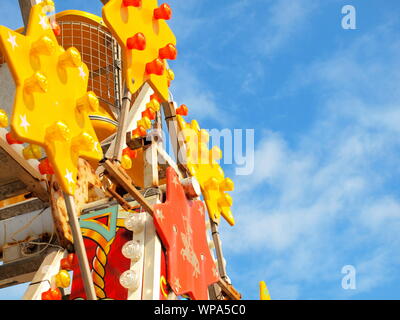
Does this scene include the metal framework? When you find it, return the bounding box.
[0,0,244,301]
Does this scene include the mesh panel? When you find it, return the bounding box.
[57,20,122,116]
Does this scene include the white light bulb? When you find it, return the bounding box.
[125,213,145,233]
[119,270,140,291]
[122,240,142,262]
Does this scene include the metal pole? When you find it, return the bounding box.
[113,87,132,161]
[63,193,97,300]
[18,0,34,30]
[210,220,228,281]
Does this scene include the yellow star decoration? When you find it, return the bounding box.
[0,2,103,195]
[102,0,176,102]
[259,281,271,300]
[177,115,235,226]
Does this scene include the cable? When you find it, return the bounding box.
[20,230,64,258]
[10,206,48,243]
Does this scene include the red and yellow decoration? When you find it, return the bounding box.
[70,206,135,300]
[260,281,271,300]
[102,0,177,101]
[177,115,235,226]
[0,1,103,195]
[153,167,219,300]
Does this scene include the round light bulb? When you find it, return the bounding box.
[125,213,145,234]
[122,240,142,262]
[119,270,140,291]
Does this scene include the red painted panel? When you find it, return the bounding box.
[153,167,219,300]
[70,228,133,300]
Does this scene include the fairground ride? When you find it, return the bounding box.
[0,0,271,301]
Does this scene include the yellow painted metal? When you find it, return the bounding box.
[125,147,145,188]
[0,109,8,127]
[15,9,106,34]
[54,10,105,26]
[177,115,235,226]
[102,0,176,101]
[260,281,271,300]
[0,2,103,195]
[89,117,117,142]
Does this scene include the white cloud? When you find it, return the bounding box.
[171,63,231,124]
[221,22,400,299]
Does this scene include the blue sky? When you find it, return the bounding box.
[1,0,400,300]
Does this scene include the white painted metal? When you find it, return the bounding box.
[117,206,146,300]
[142,212,162,300]
[105,83,154,159]
[0,207,53,251]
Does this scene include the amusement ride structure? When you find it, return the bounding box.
[0,0,271,300]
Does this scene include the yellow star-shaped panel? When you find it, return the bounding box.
[102,0,176,102]
[177,115,235,226]
[0,2,103,195]
[260,281,271,300]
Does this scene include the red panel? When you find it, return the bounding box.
[153,167,219,300]
[70,228,133,300]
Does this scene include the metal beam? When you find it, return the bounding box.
[0,147,49,204]
[0,249,52,289]
[18,0,33,29]
[0,181,27,202]
[103,160,155,216]
[0,198,47,221]
[211,221,228,281]
[162,101,188,175]
[113,88,132,161]
[217,278,242,300]
[63,193,97,300]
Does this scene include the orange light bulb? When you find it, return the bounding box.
[154,3,172,20]
[123,147,138,159]
[60,253,75,270]
[132,126,147,138]
[51,20,61,37]
[176,104,188,116]
[150,93,162,103]
[41,288,62,300]
[159,43,177,60]
[6,132,23,145]
[146,58,164,76]
[123,0,142,7]
[38,158,55,175]
[127,32,146,50]
[142,108,156,121]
